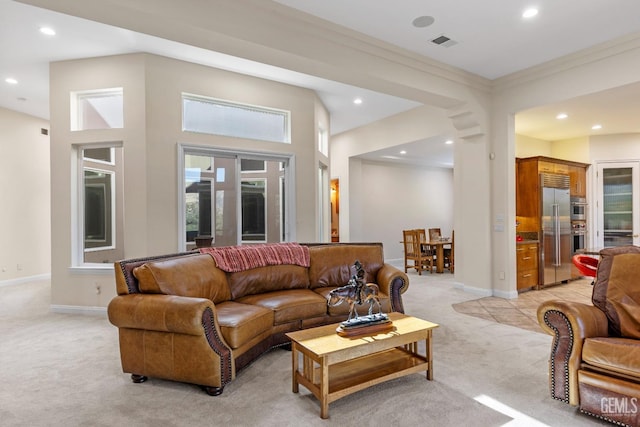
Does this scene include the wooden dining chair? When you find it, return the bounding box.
[402,229,435,275]
[417,228,437,265]
[444,230,454,273]
[428,228,441,241]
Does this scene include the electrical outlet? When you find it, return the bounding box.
[95,283,101,295]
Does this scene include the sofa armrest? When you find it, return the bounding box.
[108,293,217,335]
[376,264,409,313]
[537,300,609,406]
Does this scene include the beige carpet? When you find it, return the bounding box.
[452,279,594,333]
[0,274,609,426]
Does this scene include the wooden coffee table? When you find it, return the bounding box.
[285,312,438,418]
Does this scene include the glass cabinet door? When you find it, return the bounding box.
[596,162,640,247]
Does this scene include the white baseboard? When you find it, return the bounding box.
[453,282,493,297]
[492,288,519,299]
[453,281,518,299]
[50,305,107,316]
[0,273,51,288]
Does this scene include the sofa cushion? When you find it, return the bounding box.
[314,286,391,316]
[583,337,640,378]
[133,254,231,304]
[214,301,274,349]
[307,244,384,289]
[227,265,310,300]
[592,246,640,337]
[236,289,328,324]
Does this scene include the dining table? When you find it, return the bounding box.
[423,239,451,273]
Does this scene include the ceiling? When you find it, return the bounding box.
[3,0,640,167]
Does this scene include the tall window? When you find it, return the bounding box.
[180,146,292,249]
[318,127,328,156]
[76,144,124,265]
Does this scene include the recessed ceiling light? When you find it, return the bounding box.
[5,78,18,85]
[592,124,602,130]
[39,27,56,36]
[412,16,435,28]
[445,140,454,145]
[556,113,568,120]
[353,98,362,105]
[522,8,539,19]
[400,150,407,155]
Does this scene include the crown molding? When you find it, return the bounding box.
[493,31,640,92]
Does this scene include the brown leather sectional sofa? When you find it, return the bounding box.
[537,246,640,427]
[108,242,409,396]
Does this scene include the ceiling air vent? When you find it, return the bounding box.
[431,35,458,48]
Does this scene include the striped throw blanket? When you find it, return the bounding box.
[199,242,310,272]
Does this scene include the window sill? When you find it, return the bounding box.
[69,265,114,275]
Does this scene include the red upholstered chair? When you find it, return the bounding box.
[572,254,598,284]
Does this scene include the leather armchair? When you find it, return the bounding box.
[537,246,640,426]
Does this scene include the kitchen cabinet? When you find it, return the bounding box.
[538,160,569,175]
[568,165,587,197]
[516,242,538,291]
[517,157,589,224]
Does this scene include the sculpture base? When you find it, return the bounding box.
[336,313,392,337]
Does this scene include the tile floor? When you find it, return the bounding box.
[452,279,594,333]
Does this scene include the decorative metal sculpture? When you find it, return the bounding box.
[328,260,390,334]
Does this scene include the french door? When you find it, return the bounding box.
[595,162,640,247]
[179,146,292,250]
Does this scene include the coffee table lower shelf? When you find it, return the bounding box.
[292,345,431,418]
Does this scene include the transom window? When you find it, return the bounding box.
[182,94,290,143]
[71,88,123,131]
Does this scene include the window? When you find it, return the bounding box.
[180,146,292,249]
[241,159,266,173]
[182,94,290,143]
[318,127,328,156]
[71,88,123,131]
[75,144,124,265]
[241,179,266,242]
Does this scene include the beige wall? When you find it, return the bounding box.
[356,160,454,262]
[0,108,50,284]
[49,53,327,309]
[590,133,640,162]
[332,105,455,240]
[515,134,552,158]
[552,137,590,163]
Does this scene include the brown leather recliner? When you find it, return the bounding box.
[537,246,640,426]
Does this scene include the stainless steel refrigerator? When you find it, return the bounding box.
[540,173,572,286]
